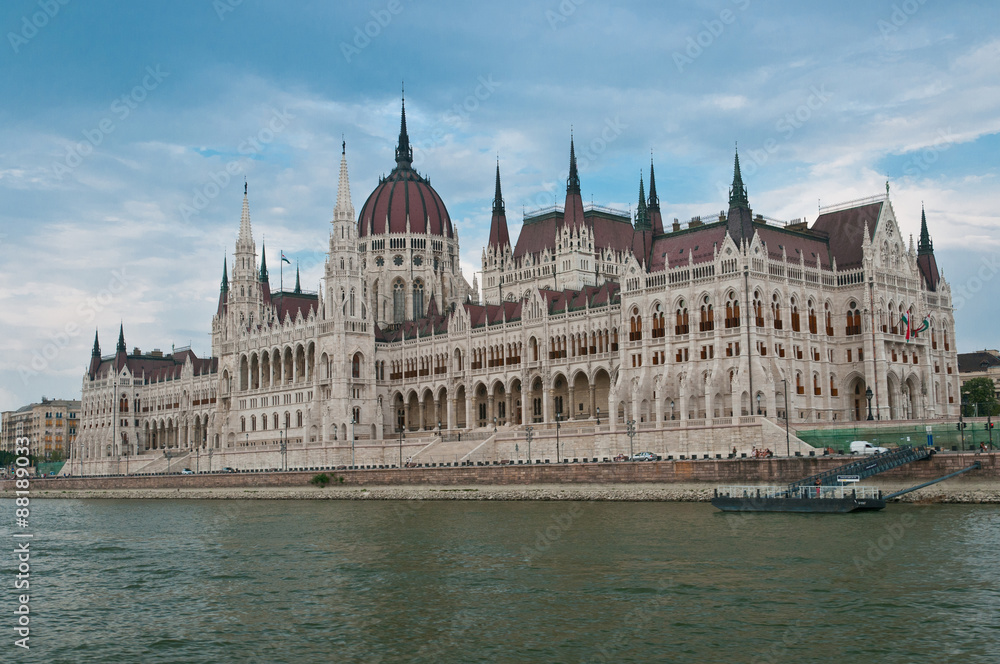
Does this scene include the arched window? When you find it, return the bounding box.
[349,288,356,317]
[846,302,862,336]
[790,297,800,332]
[393,280,405,323]
[413,280,424,320]
[771,294,783,330]
[296,411,303,428]
[284,412,291,429]
[753,293,764,327]
[273,413,279,429]
[699,296,714,332]
[261,413,267,430]
[675,300,689,335]
[724,292,740,329]
[240,417,246,432]
[352,353,362,379]
[629,307,642,341]
[250,415,256,432]
[807,300,817,334]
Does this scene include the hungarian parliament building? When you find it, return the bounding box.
[76,99,959,465]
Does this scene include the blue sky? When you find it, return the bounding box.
[1,0,999,411]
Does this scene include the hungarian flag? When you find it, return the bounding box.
[900,311,912,341]
[913,315,930,335]
[281,252,291,264]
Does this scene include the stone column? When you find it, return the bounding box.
[589,385,596,420]
[447,398,455,430]
[466,395,474,429]
[487,395,495,427]
[567,385,575,422]
[521,388,530,425]
[504,392,512,425]
[419,400,426,431]
[543,388,551,423]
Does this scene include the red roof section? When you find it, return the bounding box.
[811,202,881,270]
[647,224,728,272]
[756,225,832,270]
[358,166,453,238]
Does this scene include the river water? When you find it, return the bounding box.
[4,498,999,663]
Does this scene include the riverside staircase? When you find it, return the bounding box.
[788,446,934,489]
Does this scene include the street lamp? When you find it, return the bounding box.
[350,416,356,468]
[865,387,874,421]
[670,400,675,421]
[626,419,637,460]
[555,414,562,462]
[782,379,790,457]
[756,393,762,415]
[525,426,534,463]
[397,425,404,468]
[493,416,497,433]
[596,407,600,426]
[163,449,173,474]
[279,431,287,471]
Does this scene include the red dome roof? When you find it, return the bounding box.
[357,167,454,238]
[357,97,454,239]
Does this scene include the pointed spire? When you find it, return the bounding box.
[395,90,413,168]
[116,323,126,354]
[334,141,354,222]
[566,131,581,195]
[918,203,933,255]
[729,145,749,209]
[221,256,229,293]
[92,329,101,357]
[648,158,664,235]
[294,263,301,294]
[634,173,650,231]
[488,159,510,250]
[492,159,504,215]
[647,159,660,210]
[259,244,269,283]
[239,180,252,243]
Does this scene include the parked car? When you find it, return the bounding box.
[630,451,658,462]
[849,441,888,455]
[181,468,195,475]
[221,467,236,473]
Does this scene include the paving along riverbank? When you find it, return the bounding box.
[5,452,997,502]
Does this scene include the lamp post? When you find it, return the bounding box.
[555,414,562,462]
[626,419,636,460]
[493,416,497,433]
[756,393,762,416]
[279,431,287,471]
[163,449,173,474]
[350,416,356,468]
[782,379,790,457]
[865,387,874,421]
[670,399,675,421]
[596,407,600,426]
[961,391,969,450]
[525,426,534,463]
[207,447,213,473]
[397,425,404,468]
[124,450,129,476]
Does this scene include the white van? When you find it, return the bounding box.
[849,441,888,455]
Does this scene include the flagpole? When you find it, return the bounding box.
[280,249,283,293]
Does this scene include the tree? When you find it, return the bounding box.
[962,377,1000,417]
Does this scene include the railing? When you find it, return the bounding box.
[715,485,882,500]
[819,193,886,214]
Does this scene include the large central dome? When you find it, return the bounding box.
[357,99,454,239]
